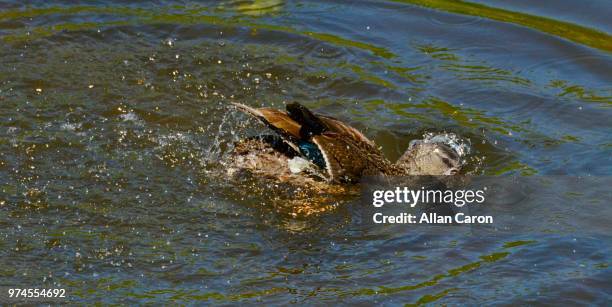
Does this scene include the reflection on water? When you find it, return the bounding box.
[220,0,284,16]
[0,0,611,304]
[392,0,612,52]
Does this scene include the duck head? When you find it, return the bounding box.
[395,140,461,176]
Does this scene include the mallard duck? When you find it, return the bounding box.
[228,102,461,183]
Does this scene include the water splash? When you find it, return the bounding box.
[415,132,471,161]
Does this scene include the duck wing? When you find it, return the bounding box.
[285,102,376,148]
[231,102,303,151]
[317,115,376,148]
[311,132,391,182]
[232,102,388,182]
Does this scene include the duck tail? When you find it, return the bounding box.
[286,102,327,138]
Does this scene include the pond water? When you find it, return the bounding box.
[0,0,610,304]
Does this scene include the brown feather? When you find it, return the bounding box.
[232,102,302,146]
[233,102,392,182]
[318,115,376,148]
[312,132,392,182]
[233,103,374,146]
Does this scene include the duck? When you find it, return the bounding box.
[227,102,461,184]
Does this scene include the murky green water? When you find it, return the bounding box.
[1,0,611,304]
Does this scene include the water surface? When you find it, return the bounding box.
[0,0,611,304]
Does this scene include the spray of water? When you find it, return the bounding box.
[414,132,472,165]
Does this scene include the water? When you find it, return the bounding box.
[0,0,610,304]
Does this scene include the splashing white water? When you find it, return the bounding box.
[416,132,471,160]
[119,112,140,123]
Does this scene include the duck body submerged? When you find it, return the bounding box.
[228,102,461,183]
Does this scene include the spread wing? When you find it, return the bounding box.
[232,102,375,148]
[231,103,302,150]
[232,102,387,182]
